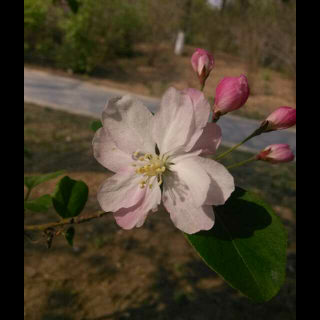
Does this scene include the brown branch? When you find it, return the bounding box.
[24,211,108,231]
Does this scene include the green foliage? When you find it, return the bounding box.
[57,0,143,73]
[24,0,65,63]
[24,0,143,72]
[65,227,75,246]
[24,0,48,31]
[24,170,65,191]
[185,187,287,302]
[24,0,48,52]
[24,194,53,213]
[66,0,81,13]
[52,176,89,218]
[24,0,296,77]
[90,120,103,133]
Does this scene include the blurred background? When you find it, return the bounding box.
[24,1,296,319]
[24,0,296,119]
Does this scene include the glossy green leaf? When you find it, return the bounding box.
[65,227,75,247]
[24,194,53,213]
[90,120,103,133]
[185,187,287,302]
[24,170,65,191]
[52,176,88,218]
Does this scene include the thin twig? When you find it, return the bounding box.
[24,211,108,231]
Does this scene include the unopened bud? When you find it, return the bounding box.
[191,49,215,87]
[257,144,295,164]
[213,74,250,117]
[262,106,296,132]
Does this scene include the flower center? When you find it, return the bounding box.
[132,151,167,189]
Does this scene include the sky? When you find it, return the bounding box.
[208,0,223,8]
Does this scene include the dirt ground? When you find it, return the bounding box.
[24,104,296,320]
[25,44,296,121]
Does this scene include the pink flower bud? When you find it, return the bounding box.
[263,106,296,132]
[191,49,215,85]
[214,74,250,116]
[257,144,295,164]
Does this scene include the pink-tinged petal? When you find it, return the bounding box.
[97,168,144,213]
[113,176,161,229]
[265,106,296,131]
[214,74,250,115]
[182,88,212,151]
[152,87,195,154]
[196,157,235,206]
[182,88,211,128]
[258,144,295,164]
[93,127,133,173]
[113,195,145,230]
[170,157,210,208]
[190,123,222,156]
[163,172,215,234]
[102,95,155,155]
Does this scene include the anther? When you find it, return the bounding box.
[133,151,141,159]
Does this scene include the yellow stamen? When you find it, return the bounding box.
[156,168,163,174]
[132,150,169,189]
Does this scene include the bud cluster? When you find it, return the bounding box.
[191,48,296,165]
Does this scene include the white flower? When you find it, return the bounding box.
[93,87,234,234]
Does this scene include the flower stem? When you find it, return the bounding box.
[212,111,221,123]
[226,156,258,170]
[215,127,264,161]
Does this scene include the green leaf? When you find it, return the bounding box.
[185,187,287,302]
[90,120,103,133]
[52,176,88,218]
[65,227,75,247]
[24,194,53,213]
[24,170,65,191]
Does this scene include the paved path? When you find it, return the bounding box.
[24,68,296,155]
